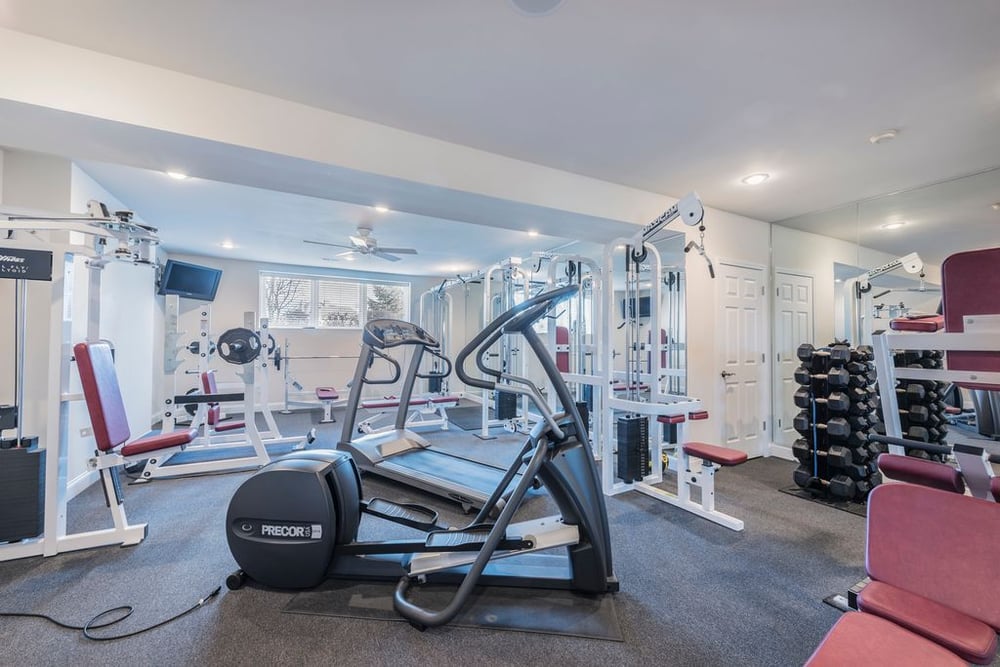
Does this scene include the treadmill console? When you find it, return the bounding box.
[363,319,439,349]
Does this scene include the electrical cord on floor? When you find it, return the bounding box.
[0,585,222,641]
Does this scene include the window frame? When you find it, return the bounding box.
[259,270,410,330]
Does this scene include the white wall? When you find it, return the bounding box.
[160,253,442,414]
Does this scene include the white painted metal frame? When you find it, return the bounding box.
[872,315,999,501]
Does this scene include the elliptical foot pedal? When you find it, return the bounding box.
[364,498,440,532]
[425,525,531,552]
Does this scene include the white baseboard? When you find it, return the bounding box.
[768,442,794,461]
[67,469,99,500]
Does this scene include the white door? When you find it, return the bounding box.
[718,263,768,458]
[772,272,814,447]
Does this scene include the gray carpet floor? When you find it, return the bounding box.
[0,408,993,666]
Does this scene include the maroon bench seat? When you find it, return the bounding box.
[316,386,339,401]
[657,414,686,425]
[688,410,709,420]
[76,341,195,458]
[428,395,460,405]
[992,477,1000,502]
[877,453,965,494]
[201,370,246,432]
[806,612,965,667]
[890,314,945,332]
[810,482,1000,664]
[858,581,998,664]
[682,442,747,466]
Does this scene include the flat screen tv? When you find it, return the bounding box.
[620,295,651,319]
[157,259,222,301]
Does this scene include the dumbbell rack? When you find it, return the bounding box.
[874,350,950,460]
[791,344,883,502]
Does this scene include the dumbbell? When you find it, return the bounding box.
[794,366,812,387]
[845,386,869,402]
[791,467,856,499]
[848,400,869,416]
[904,426,930,442]
[847,415,869,431]
[793,413,852,439]
[897,404,930,424]
[797,343,816,362]
[792,440,852,468]
[793,389,850,413]
[856,345,874,361]
[828,345,851,366]
[824,367,850,388]
[904,383,935,402]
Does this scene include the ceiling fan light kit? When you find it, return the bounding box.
[305,225,418,262]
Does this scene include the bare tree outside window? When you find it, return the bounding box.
[260,272,408,329]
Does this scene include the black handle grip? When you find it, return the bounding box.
[868,433,951,456]
[364,348,402,385]
[455,285,578,391]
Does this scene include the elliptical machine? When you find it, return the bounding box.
[225,285,617,629]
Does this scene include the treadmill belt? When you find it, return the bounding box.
[391,448,518,496]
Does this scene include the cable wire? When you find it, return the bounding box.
[0,585,222,641]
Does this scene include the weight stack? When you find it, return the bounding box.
[0,447,45,542]
[617,414,649,484]
[791,342,882,502]
[494,389,518,420]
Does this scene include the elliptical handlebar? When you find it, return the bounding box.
[455,285,579,391]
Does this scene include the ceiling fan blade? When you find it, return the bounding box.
[378,247,418,255]
[348,235,370,249]
[305,239,355,250]
[372,250,402,262]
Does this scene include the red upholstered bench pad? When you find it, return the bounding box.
[859,581,998,665]
[877,454,965,494]
[683,442,747,466]
[890,314,945,332]
[944,405,962,415]
[316,387,339,400]
[992,477,1000,503]
[657,414,686,424]
[214,420,246,432]
[805,612,965,667]
[688,411,709,420]
[121,428,196,457]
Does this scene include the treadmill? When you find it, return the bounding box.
[338,319,521,512]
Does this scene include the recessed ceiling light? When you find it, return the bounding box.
[528,230,539,237]
[615,244,626,250]
[374,205,390,213]
[869,129,899,144]
[834,278,843,283]
[219,240,235,249]
[992,202,1000,211]
[740,173,770,186]
[508,0,565,16]
[880,221,907,230]
[343,255,356,261]
[166,170,188,180]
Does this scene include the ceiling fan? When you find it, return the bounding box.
[304,225,418,262]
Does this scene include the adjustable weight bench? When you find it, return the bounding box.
[357,394,461,434]
[806,483,1000,666]
[75,341,196,543]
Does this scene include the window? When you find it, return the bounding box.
[260,272,409,329]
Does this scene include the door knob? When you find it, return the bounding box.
[720,371,735,378]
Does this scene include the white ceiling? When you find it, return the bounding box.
[1,0,998,224]
[77,160,602,276]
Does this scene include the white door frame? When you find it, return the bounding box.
[715,259,770,458]
[770,267,816,460]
